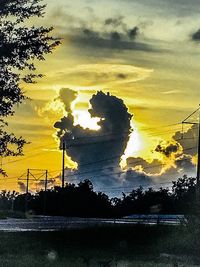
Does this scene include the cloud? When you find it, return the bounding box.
[38,88,78,122]
[122,168,153,189]
[128,27,139,40]
[54,91,150,190]
[56,88,77,112]
[70,33,156,52]
[105,16,126,28]
[54,64,153,87]
[47,6,164,53]
[174,154,195,172]
[125,134,196,186]
[51,89,197,194]
[126,157,163,175]
[18,182,26,193]
[155,141,181,157]
[192,29,200,41]
[172,124,198,156]
[161,90,180,95]
[123,0,200,17]
[35,179,56,189]
[58,12,157,52]
[110,31,121,41]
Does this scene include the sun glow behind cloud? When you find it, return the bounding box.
[121,123,143,166]
[73,109,101,130]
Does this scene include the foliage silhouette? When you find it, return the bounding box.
[9,176,198,217]
[0,0,60,175]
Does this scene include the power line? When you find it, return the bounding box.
[48,145,197,181]
[0,123,191,168]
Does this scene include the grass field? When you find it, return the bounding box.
[0,225,199,267]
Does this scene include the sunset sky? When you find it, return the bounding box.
[2,0,200,193]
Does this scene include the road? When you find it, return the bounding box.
[0,215,185,232]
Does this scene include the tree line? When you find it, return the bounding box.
[0,175,197,217]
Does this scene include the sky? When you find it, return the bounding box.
[2,0,200,194]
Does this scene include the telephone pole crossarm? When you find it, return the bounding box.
[182,106,200,192]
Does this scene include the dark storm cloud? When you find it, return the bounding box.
[155,141,181,157]
[54,114,74,138]
[122,168,153,188]
[105,16,125,28]
[126,157,163,174]
[125,134,196,184]
[128,27,139,40]
[55,90,132,156]
[172,124,198,156]
[156,153,196,182]
[65,15,157,52]
[54,91,139,189]
[83,28,99,38]
[192,29,200,41]
[48,6,160,53]
[70,33,156,52]
[110,31,121,41]
[175,154,195,172]
[53,90,197,193]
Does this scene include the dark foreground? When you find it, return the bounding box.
[0,225,199,267]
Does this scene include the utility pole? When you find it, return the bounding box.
[62,141,65,188]
[182,105,200,197]
[197,107,200,189]
[18,169,52,214]
[25,168,30,212]
[43,170,48,215]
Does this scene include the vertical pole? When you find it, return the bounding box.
[25,169,30,212]
[43,170,48,215]
[62,141,65,188]
[197,106,200,193]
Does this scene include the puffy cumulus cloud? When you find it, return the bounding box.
[172,124,198,156]
[126,157,163,175]
[154,136,196,179]
[54,113,77,139]
[56,88,77,112]
[38,88,78,121]
[53,91,154,191]
[51,90,197,194]
[155,141,182,158]
[54,64,153,87]
[153,154,196,183]
[124,133,196,186]
[54,91,132,165]
[63,165,152,196]
[175,154,196,173]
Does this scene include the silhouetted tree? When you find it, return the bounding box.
[0,0,60,175]
[172,175,196,213]
[11,176,197,217]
